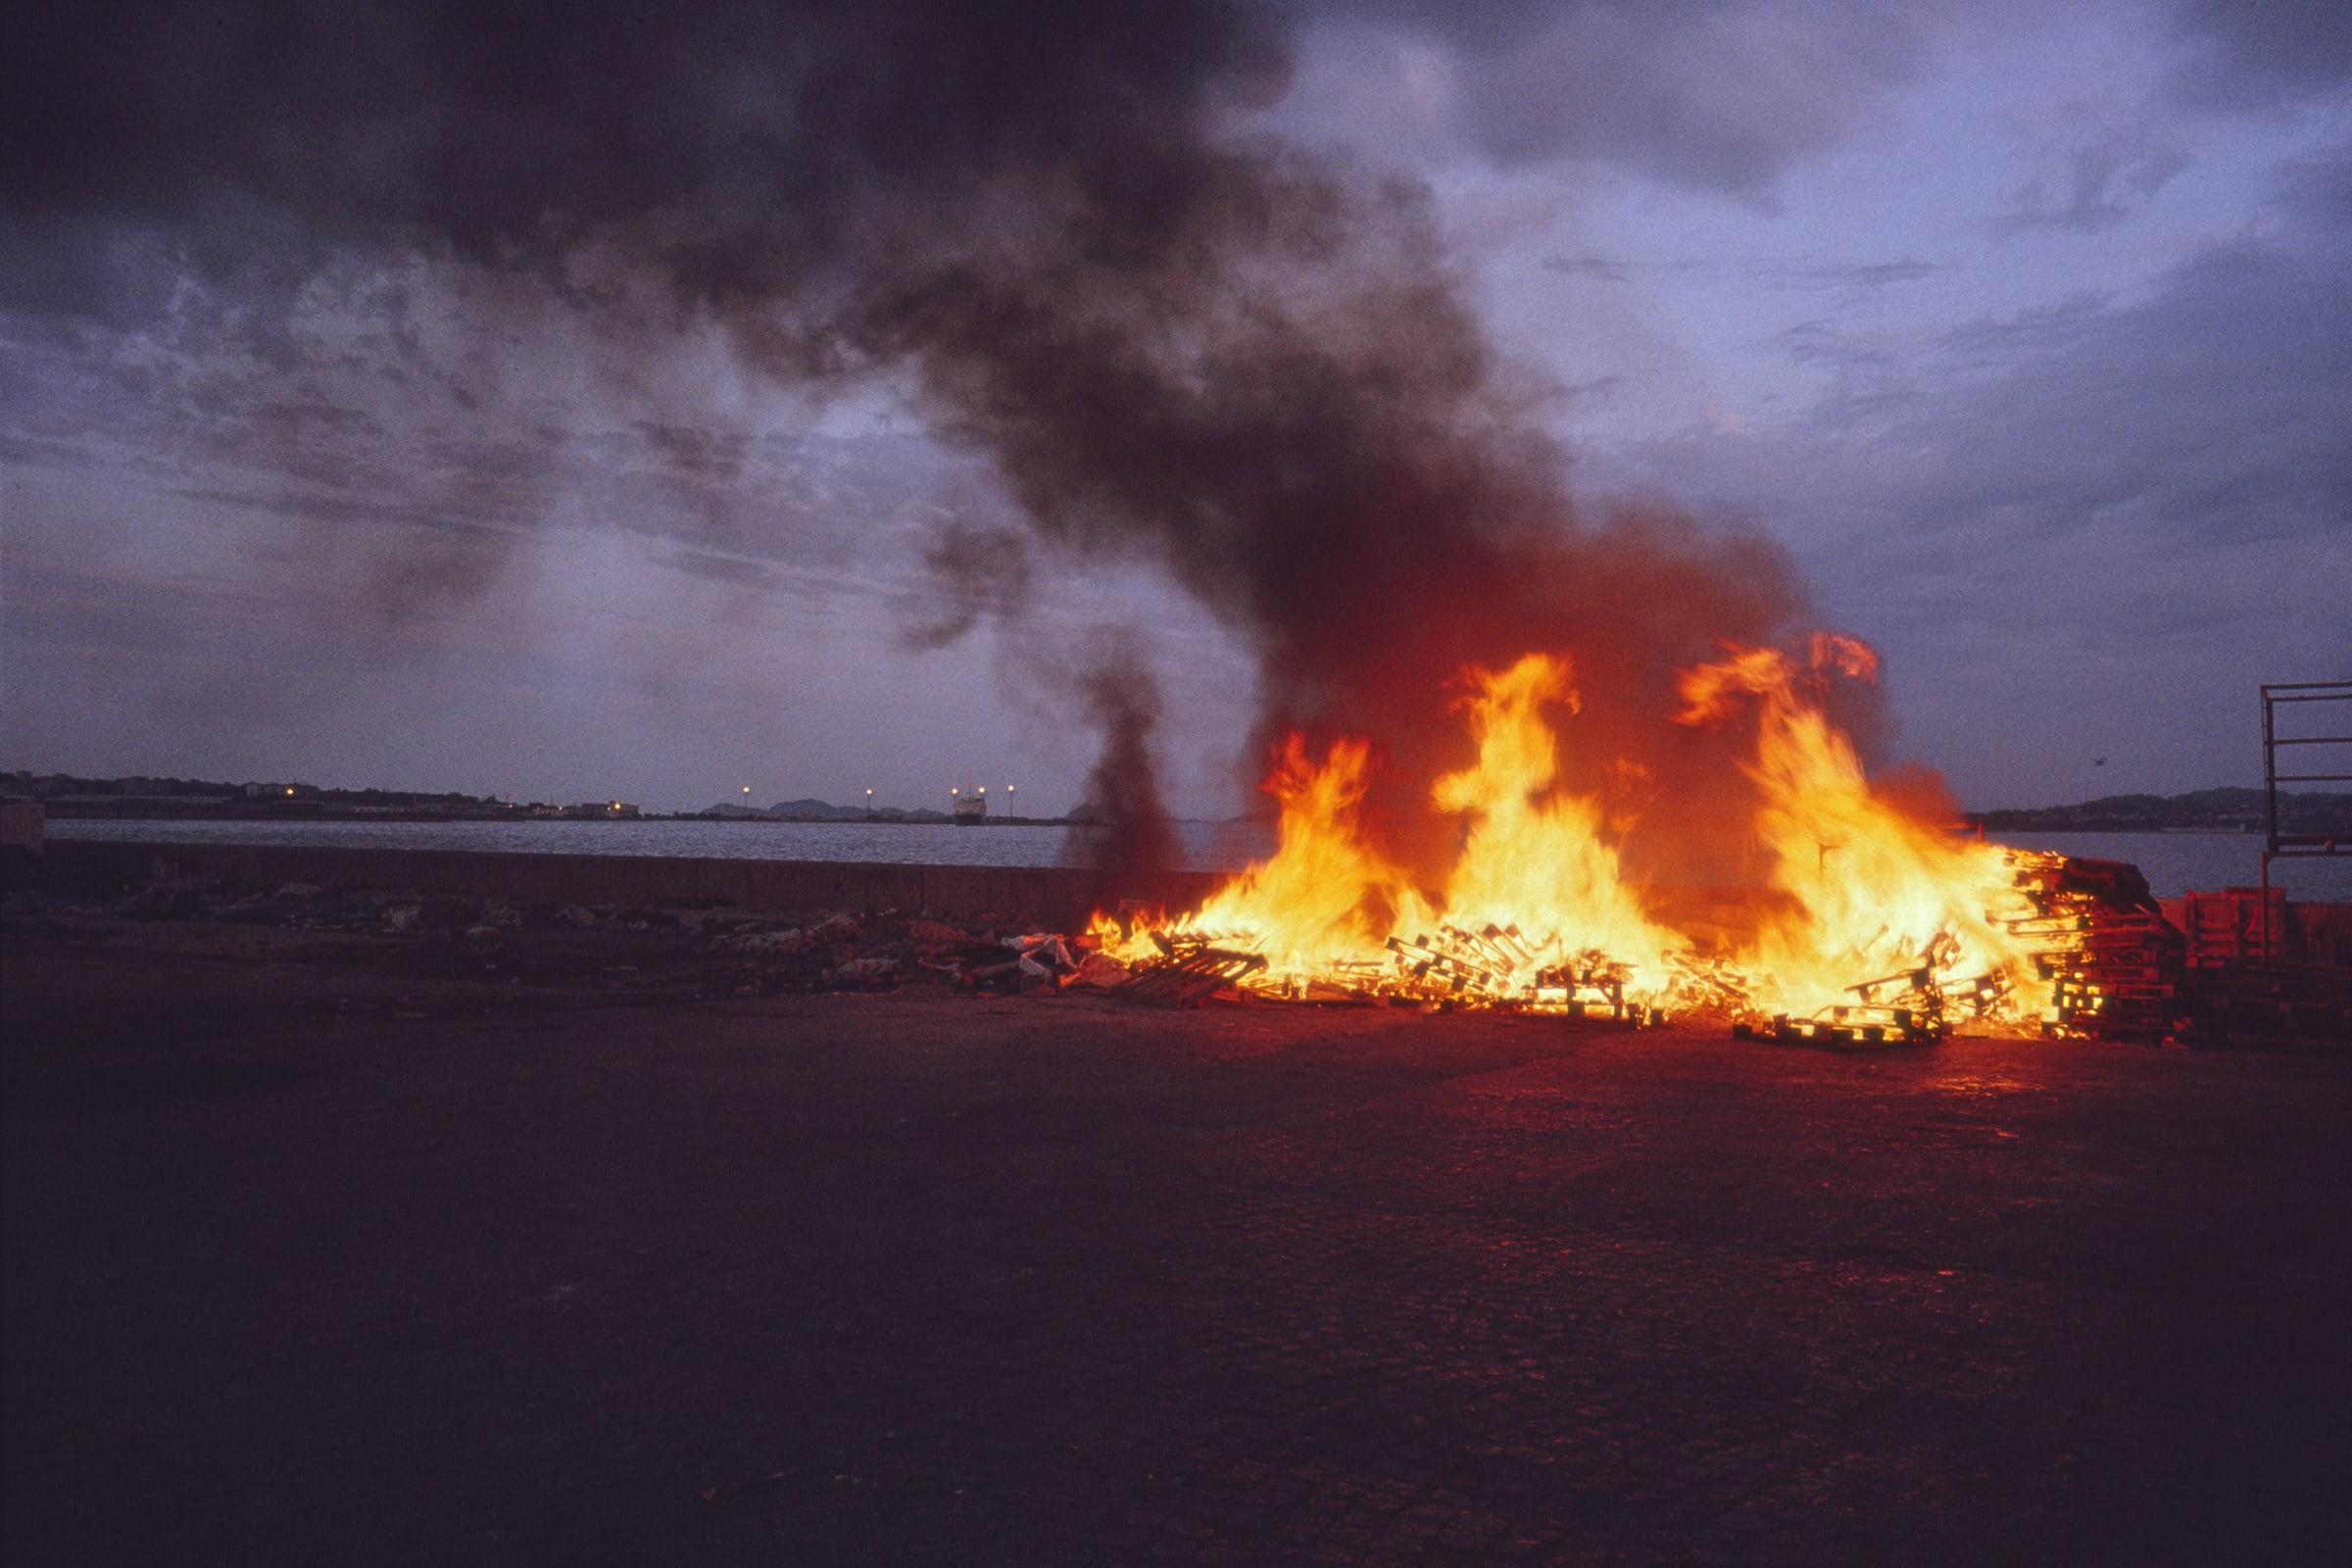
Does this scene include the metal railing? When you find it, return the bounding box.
[2260,680,2351,957]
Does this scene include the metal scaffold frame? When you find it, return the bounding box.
[2260,680,2352,957]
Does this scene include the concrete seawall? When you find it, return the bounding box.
[29,839,1229,928]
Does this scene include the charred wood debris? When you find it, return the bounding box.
[2,854,2343,1049]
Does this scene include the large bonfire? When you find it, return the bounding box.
[1097,634,2073,1035]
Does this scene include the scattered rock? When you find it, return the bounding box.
[718,928,807,954]
[1068,953,1132,990]
[808,912,863,944]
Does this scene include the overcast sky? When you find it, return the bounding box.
[3,0,2347,815]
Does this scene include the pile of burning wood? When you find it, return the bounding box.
[2000,856,2186,1045]
[1091,850,2344,1049]
[1091,913,1669,1023]
[25,853,2335,1045]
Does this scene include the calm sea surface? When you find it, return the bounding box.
[40,818,2351,901]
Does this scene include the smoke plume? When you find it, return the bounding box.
[1064,642,1181,880]
[4,1,1850,887]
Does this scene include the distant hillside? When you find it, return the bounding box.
[775,797,871,820]
[1973,787,2352,835]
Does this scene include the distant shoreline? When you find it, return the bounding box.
[32,808,1082,826]
[29,808,1283,829]
[1983,826,2264,835]
[15,810,2315,835]
[677,813,1081,827]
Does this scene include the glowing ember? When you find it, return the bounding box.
[1099,634,2080,1034]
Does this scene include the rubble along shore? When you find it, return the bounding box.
[12,836,1224,936]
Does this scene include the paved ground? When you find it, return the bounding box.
[6,915,2351,1565]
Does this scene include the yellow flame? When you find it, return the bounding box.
[1192,734,1407,974]
[1674,635,2048,1018]
[1101,635,2052,1029]
[1432,655,1678,976]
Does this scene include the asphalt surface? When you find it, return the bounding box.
[7,915,2351,1565]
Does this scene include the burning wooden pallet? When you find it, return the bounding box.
[1106,915,1668,1021]
[1736,1003,1942,1049]
[1113,931,1270,1007]
[2006,857,2188,1045]
[1385,930,1512,999]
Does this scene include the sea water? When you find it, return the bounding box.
[40,818,2352,901]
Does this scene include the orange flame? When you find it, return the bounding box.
[1431,655,1678,976]
[1192,733,1407,974]
[1102,634,2053,1029]
[1672,636,2047,1018]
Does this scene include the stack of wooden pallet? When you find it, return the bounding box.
[2012,858,2189,1045]
[1113,933,1269,1007]
[2050,907,2188,1044]
[2170,887,2287,963]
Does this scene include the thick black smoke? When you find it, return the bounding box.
[1064,641,1181,880]
[4,0,1825,887]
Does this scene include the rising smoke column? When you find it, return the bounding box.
[3,0,1843,885]
[1064,637,1182,883]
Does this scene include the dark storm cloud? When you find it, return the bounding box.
[1896,149,2352,547]
[652,549,784,593]
[0,564,199,658]
[163,484,510,540]
[633,423,750,482]
[1311,3,2352,202]
[1606,138,2352,796]
[1990,129,2192,236]
[1306,0,1936,194]
[1559,373,1629,406]
[1545,253,1939,300]
[1788,260,1939,290]
[1741,148,2352,553]
[2165,0,2352,107]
